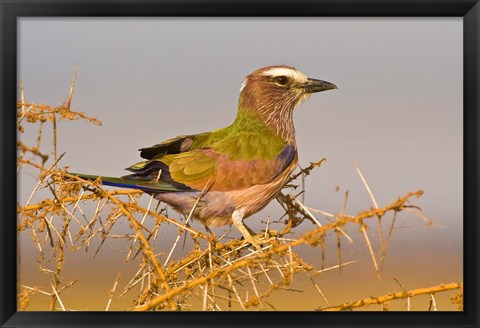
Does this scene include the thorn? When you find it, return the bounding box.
[62,64,78,110]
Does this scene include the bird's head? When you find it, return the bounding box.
[237,65,337,142]
[239,65,336,111]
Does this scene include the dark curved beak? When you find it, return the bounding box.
[303,78,337,93]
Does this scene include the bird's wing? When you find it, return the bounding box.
[71,133,215,193]
[138,132,210,160]
[126,144,297,192]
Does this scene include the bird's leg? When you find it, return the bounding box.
[232,209,262,251]
[242,222,257,236]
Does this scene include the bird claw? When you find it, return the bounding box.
[242,234,264,251]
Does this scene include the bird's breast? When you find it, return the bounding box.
[155,154,298,227]
[226,155,298,219]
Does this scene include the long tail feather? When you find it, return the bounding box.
[70,172,181,193]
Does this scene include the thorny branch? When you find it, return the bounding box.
[318,282,463,311]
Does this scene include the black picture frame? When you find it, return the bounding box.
[1,1,478,327]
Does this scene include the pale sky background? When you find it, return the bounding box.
[17,18,463,310]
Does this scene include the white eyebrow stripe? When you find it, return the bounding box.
[240,78,248,92]
[261,67,308,83]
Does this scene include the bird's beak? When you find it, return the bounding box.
[303,78,337,93]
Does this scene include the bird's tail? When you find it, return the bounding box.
[70,173,180,193]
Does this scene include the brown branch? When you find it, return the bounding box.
[134,190,424,311]
[17,141,49,164]
[317,282,463,311]
[98,190,178,311]
[288,158,327,183]
[17,102,102,126]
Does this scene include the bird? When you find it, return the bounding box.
[73,65,337,249]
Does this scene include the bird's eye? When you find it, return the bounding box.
[274,76,289,86]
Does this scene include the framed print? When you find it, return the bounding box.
[1,1,478,327]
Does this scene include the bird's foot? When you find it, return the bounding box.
[240,233,264,251]
[232,222,263,251]
[232,209,266,251]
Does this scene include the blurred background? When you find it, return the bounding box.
[17,17,462,310]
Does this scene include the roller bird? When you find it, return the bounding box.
[74,65,337,248]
